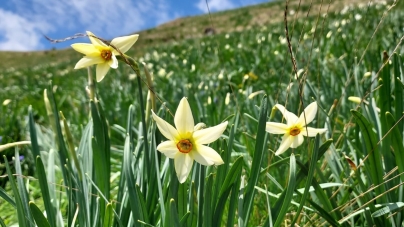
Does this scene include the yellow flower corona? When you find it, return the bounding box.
[152,97,228,183]
[266,102,327,155]
[71,31,139,82]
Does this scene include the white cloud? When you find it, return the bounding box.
[0,8,50,51]
[196,0,236,13]
[0,0,174,51]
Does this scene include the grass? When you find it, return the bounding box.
[0,0,404,226]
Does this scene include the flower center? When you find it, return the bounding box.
[100,50,112,60]
[177,139,193,153]
[289,126,301,136]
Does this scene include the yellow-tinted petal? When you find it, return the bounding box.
[266,122,288,134]
[96,63,111,82]
[174,153,193,183]
[191,144,224,166]
[301,127,327,137]
[156,140,178,158]
[275,134,294,155]
[289,134,304,148]
[87,31,107,47]
[110,34,139,55]
[108,55,118,69]
[193,121,228,145]
[174,97,194,136]
[275,104,298,125]
[151,110,178,141]
[74,56,104,69]
[71,43,100,56]
[296,102,317,126]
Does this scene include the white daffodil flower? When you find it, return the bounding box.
[152,97,228,183]
[71,31,139,82]
[266,102,327,156]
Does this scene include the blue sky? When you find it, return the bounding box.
[0,0,268,51]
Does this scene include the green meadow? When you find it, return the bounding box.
[1,0,404,226]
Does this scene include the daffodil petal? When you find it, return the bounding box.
[87,31,107,47]
[275,134,294,155]
[193,121,228,144]
[74,56,104,69]
[71,43,99,56]
[174,153,193,183]
[275,104,298,125]
[96,63,110,82]
[296,102,318,126]
[192,144,224,166]
[111,34,139,54]
[301,127,327,137]
[290,134,304,148]
[108,55,118,69]
[266,122,288,134]
[174,97,194,136]
[156,141,178,158]
[151,110,178,141]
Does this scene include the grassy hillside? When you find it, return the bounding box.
[0,0,377,70]
[1,0,404,226]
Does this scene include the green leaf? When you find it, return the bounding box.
[60,111,83,179]
[243,95,269,224]
[35,157,57,227]
[170,199,181,227]
[291,134,321,226]
[90,100,111,200]
[306,199,341,227]
[351,110,386,204]
[213,156,243,226]
[46,82,73,224]
[0,217,6,227]
[225,172,241,227]
[150,116,166,222]
[273,154,296,227]
[385,112,404,182]
[103,203,113,227]
[14,149,34,226]
[392,53,403,132]
[28,106,40,159]
[115,105,134,227]
[180,212,190,226]
[4,156,28,227]
[187,182,198,227]
[0,186,16,208]
[29,202,51,227]
[123,134,150,226]
[203,174,213,227]
[372,202,404,218]
[197,165,205,227]
[214,125,235,203]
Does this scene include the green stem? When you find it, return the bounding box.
[87,67,95,100]
[118,55,151,189]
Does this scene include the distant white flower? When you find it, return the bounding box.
[348,96,361,104]
[152,97,228,183]
[71,31,139,82]
[364,72,372,77]
[266,102,327,155]
[2,99,11,106]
